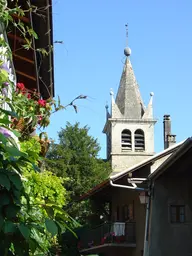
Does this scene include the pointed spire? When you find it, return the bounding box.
[110,88,122,118]
[110,88,115,104]
[115,25,145,119]
[105,102,111,120]
[115,56,145,119]
[143,92,154,119]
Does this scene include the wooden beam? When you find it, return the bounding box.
[13,53,34,64]
[7,33,26,44]
[12,14,30,23]
[15,70,36,81]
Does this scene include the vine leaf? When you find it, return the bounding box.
[3,221,16,233]
[0,173,10,190]
[0,108,18,118]
[45,218,58,237]
[0,192,10,206]
[18,223,30,240]
[8,173,22,190]
[5,204,20,219]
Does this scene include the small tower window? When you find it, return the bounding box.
[135,129,145,151]
[121,129,132,151]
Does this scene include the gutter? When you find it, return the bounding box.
[110,180,147,191]
[46,0,54,98]
[143,183,152,256]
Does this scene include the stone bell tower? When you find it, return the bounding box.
[103,42,157,174]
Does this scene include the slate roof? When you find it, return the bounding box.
[115,57,145,119]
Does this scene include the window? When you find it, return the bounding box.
[170,205,185,223]
[134,129,145,151]
[121,129,132,151]
[122,205,129,221]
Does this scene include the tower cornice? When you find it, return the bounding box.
[108,118,157,124]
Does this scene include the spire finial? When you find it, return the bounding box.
[124,23,131,57]
[125,23,128,47]
[110,88,115,103]
[105,101,109,110]
[110,88,114,96]
[149,92,154,105]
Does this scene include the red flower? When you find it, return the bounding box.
[38,99,46,107]
[38,116,43,124]
[22,90,27,95]
[17,83,25,90]
[27,93,31,99]
[101,237,106,245]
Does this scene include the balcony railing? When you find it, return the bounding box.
[78,221,136,251]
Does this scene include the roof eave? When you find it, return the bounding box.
[148,137,192,181]
[79,179,110,201]
[31,0,54,99]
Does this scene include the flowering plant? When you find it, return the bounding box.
[101,232,125,244]
[10,82,64,138]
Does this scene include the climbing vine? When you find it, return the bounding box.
[0,0,50,55]
[0,1,80,255]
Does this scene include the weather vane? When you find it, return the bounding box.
[125,23,128,47]
[124,23,131,57]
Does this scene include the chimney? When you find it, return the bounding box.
[167,134,177,148]
[163,115,176,149]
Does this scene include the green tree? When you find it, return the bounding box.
[46,122,111,223]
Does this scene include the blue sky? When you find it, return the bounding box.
[46,0,192,158]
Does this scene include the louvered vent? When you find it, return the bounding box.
[135,129,145,151]
[121,129,132,151]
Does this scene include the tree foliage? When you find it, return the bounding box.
[46,122,111,223]
[19,138,77,255]
[0,130,74,255]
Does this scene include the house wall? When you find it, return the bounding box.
[148,154,192,256]
[112,188,146,256]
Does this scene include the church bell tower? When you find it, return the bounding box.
[103,30,157,174]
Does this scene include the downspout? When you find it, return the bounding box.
[143,181,152,256]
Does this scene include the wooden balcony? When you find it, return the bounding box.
[78,221,136,254]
